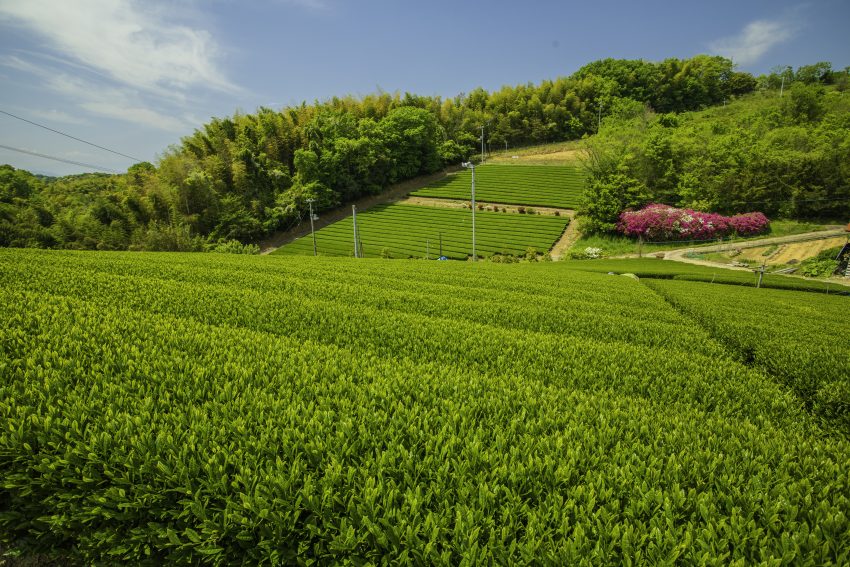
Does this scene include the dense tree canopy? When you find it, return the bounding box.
[579,83,850,234]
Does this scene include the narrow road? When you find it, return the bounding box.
[627,228,850,286]
[662,229,847,259]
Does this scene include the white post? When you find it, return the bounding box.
[471,165,476,261]
[307,198,317,256]
[352,205,358,258]
[461,162,477,261]
[480,125,485,164]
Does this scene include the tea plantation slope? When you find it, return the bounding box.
[1,249,849,565]
[645,278,850,433]
[274,203,569,259]
[411,164,585,209]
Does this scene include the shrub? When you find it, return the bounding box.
[568,246,604,260]
[618,204,769,241]
[210,239,260,255]
[517,207,526,214]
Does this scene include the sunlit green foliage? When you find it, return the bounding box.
[646,278,850,432]
[579,85,850,233]
[1,249,849,564]
[274,203,568,259]
[411,165,585,209]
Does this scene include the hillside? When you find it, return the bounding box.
[2,55,772,252]
[1,248,849,563]
[579,83,850,234]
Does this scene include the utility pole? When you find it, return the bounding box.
[780,75,785,97]
[480,125,485,164]
[306,198,317,256]
[352,205,359,258]
[462,162,476,261]
[756,262,766,288]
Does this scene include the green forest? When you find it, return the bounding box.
[1,56,847,251]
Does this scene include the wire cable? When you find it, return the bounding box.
[0,143,118,173]
[0,109,144,163]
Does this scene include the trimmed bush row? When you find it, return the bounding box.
[1,250,848,564]
[412,164,585,208]
[276,203,569,259]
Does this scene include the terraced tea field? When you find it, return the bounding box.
[1,248,848,564]
[274,202,569,258]
[410,164,585,209]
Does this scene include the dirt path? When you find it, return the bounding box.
[645,229,850,284]
[662,229,847,258]
[549,213,579,260]
[259,167,460,253]
[489,149,586,165]
[401,196,571,216]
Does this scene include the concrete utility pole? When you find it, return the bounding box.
[756,262,766,288]
[461,162,476,261]
[306,198,317,256]
[480,125,485,164]
[352,205,359,258]
[780,75,785,97]
[597,102,603,132]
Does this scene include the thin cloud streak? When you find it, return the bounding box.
[709,18,798,66]
[0,0,238,95]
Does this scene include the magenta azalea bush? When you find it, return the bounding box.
[618,204,769,241]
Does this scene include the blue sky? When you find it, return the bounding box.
[1,0,848,176]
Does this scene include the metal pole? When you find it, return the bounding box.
[471,165,476,262]
[307,198,317,256]
[352,205,358,258]
[480,125,485,164]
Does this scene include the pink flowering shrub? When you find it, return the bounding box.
[728,212,770,236]
[618,204,769,241]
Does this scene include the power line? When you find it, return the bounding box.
[0,109,144,163]
[0,144,117,173]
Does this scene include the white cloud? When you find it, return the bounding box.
[0,0,236,95]
[709,19,798,66]
[28,109,88,125]
[45,74,191,132]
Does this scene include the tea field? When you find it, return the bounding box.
[273,203,569,259]
[410,164,585,209]
[565,258,845,293]
[1,249,848,564]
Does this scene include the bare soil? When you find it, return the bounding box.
[489,149,586,165]
[742,236,847,265]
[400,196,572,217]
[549,214,579,260]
